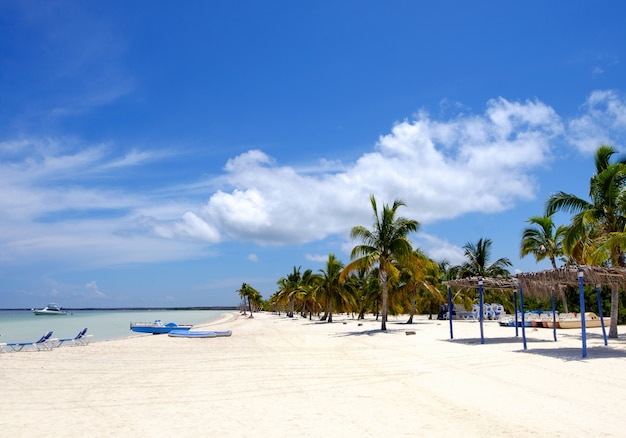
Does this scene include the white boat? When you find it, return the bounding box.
[558,312,611,329]
[32,303,69,316]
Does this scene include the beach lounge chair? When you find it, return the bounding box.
[6,331,55,352]
[54,328,91,347]
[0,343,6,353]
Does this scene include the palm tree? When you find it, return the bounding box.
[276,266,303,317]
[236,282,261,318]
[438,259,461,281]
[546,144,626,337]
[520,215,566,268]
[297,269,318,319]
[341,195,419,331]
[459,237,512,278]
[315,253,349,323]
[343,268,379,320]
[520,214,569,312]
[397,249,441,323]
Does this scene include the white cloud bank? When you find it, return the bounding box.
[180,96,564,245]
[1,91,626,268]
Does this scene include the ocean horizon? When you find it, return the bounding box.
[0,309,235,345]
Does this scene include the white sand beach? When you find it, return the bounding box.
[2,311,625,437]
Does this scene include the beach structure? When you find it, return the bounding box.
[444,277,518,345]
[445,265,625,358]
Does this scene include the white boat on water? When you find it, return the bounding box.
[32,303,69,316]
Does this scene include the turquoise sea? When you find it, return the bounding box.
[0,309,227,344]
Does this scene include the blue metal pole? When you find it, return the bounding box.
[551,288,557,342]
[596,285,608,346]
[518,281,527,350]
[447,285,453,340]
[479,278,484,344]
[514,290,518,337]
[578,269,587,358]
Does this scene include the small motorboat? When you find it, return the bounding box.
[168,329,232,338]
[32,303,69,316]
[130,320,193,334]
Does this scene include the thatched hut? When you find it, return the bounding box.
[444,265,621,357]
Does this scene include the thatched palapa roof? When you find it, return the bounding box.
[515,265,626,296]
[445,265,626,298]
[444,276,517,292]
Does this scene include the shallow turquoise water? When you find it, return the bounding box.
[0,309,226,344]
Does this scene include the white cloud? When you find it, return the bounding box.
[142,212,221,243]
[200,97,562,244]
[568,90,626,153]
[415,234,466,266]
[3,93,626,271]
[305,253,330,263]
[84,281,106,299]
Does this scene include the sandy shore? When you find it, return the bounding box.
[2,311,626,437]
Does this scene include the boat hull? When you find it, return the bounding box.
[556,313,611,329]
[33,310,68,315]
[559,318,611,329]
[168,330,232,338]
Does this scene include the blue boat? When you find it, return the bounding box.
[168,329,232,338]
[130,320,193,334]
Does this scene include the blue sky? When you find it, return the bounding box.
[2,1,626,308]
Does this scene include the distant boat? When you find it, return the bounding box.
[32,303,69,316]
[130,320,193,334]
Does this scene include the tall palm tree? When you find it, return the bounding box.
[460,237,512,278]
[341,195,419,330]
[546,145,626,265]
[546,144,626,337]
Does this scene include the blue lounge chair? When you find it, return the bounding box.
[55,328,92,347]
[6,331,55,352]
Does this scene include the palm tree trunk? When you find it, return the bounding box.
[406,286,416,324]
[248,296,254,318]
[327,291,333,323]
[609,284,619,338]
[380,269,388,331]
